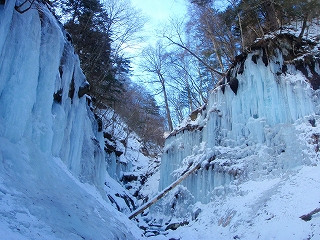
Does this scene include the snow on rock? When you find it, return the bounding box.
[0,1,143,239]
[160,27,320,199]
[99,108,162,214]
[153,22,320,238]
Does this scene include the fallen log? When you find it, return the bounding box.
[128,162,201,220]
[300,207,320,221]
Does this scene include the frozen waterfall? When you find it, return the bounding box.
[0,1,142,239]
[0,0,105,189]
[159,33,320,204]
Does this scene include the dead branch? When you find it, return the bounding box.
[300,207,320,221]
[164,36,225,77]
[128,162,201,219]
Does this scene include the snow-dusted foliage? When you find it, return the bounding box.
[151,23,320,238]
[0,1,143,238]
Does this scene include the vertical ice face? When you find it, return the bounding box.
[0,1,105,189]
[204,50,316,147]
[159,35,320,204]
[0,3,143,238]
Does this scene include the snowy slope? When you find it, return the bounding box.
[0,1,143,239]
[0,138,143,239]
[143,21,320,238]
[152,165,320,239]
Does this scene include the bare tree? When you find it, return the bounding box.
[114,82,165,146]
[102,0,147,57]
[186,1,242,70]
[140,41,174,132]
[168,49,207,109]
[162,17,225,77]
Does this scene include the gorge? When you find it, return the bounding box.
[0,1,320,239]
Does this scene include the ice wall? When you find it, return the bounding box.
[0,2,145,238]
[159,33,320,204]
[0,1,105,192]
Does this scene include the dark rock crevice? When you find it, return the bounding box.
[53,88,63,103]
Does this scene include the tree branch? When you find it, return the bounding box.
[128,162,201,219]
[164,36,225,76]
[300,207,320,221]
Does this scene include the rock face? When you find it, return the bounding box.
[159,30,320,204]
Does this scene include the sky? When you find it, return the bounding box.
[128,0,188,84]
[131,0,188,30]
[129,0,188,51]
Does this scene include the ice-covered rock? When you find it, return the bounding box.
[143,24,320,239]
[159,29,320,205]
[0,1,143,238]
[99,107,162,214]
[0,0,105,189]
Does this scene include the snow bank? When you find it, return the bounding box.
[153,165,320,240]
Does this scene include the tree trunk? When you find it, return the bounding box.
[128,162,201,219]
[300,207,320,221]
[298,15,309,43]
[185,79,194,113]
[263,0,280,31]
[159,73,173,132]
[208,34,224,72]
[237,13,244,52]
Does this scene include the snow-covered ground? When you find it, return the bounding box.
[151,164,320,239]
[0,137,143,239]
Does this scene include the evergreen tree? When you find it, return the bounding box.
[56,0,125,108]
[53,0,164,145]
